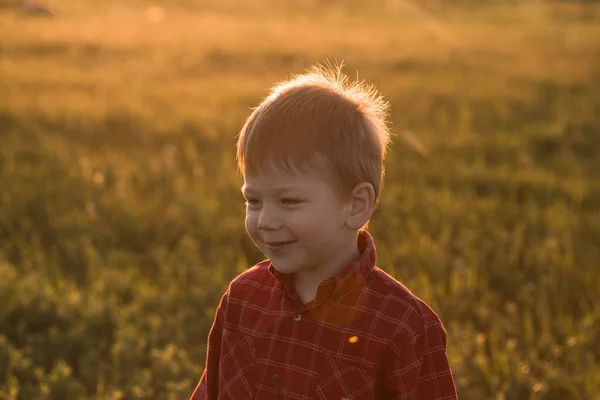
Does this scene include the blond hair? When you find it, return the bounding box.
[236,63,391,202]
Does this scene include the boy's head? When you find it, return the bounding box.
[237,63,391,205]
[238,63,391,280]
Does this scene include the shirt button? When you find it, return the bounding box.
[270,373,280,384]
[292,314,302,322]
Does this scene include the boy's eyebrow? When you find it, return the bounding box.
[241,185,304,195]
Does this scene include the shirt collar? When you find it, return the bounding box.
[268,230,376,300]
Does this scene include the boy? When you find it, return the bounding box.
[191,64,457,399]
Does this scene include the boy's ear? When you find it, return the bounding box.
[345,182,376,230]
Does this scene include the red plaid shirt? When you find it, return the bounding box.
[191,231,457,399]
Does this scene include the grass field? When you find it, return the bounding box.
[1,0,600,399]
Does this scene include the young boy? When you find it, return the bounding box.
[191,64,457,399]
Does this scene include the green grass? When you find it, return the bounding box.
[1,1,599,399]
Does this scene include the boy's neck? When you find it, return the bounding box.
[293,232,361,304]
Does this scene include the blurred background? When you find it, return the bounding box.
[1,0,599,399]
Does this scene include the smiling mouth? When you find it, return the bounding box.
[265,240,296,247]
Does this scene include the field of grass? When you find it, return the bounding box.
[1,0,599,399]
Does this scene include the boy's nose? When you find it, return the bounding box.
[257,206,282,231]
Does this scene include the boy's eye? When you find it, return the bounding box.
[245,198,260,206]
[281,198,302,205]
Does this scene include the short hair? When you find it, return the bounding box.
[236,63,391,202]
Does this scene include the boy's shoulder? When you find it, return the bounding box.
[226,260,276,296]
[367,265,445,333]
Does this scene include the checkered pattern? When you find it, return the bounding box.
[191,231,457,399]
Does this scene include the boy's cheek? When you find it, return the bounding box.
[245,217,267,249]
[245,215,258,236]
[245,230,263,251]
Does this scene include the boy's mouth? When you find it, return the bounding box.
[265,240,296,248]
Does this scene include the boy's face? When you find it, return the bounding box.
[242,166,357,279]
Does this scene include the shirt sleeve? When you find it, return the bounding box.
[190,290,228,400]
[380,316,457,400]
